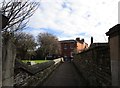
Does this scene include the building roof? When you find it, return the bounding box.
[59,38,88,45]
[76,39,84,44]
[59,40,76,43]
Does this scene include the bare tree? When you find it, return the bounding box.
[14,32,37,60]
[37,33,61,60]
[0,0,39,86]
[1,0,39,32]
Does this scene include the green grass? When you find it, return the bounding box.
[21,60,49,64]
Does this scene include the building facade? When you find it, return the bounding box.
[76,38,88,53]
[59,38,88,61]
[60,40,76,60]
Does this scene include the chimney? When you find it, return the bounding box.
[76,37,80,41]
[81,39,84,42]
[91,37,93,44]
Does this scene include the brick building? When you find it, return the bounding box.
[60,40,76,60]
[59,38,88,61]
[76,37,88,53]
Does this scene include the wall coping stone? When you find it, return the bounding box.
[15,59,55,75]
[106,24,120,38]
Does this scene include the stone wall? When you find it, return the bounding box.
[2,39,16,87]
[14,58,62,87]
[73,43,111,86]
[106,24,120,86]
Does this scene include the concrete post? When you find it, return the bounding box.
[106,24,120,87]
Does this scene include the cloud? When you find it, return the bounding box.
[27,0,119,45]
[23,27,46,37]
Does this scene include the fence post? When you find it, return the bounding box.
[106,24,120,86]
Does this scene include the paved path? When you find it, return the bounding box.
[42,62,88,86]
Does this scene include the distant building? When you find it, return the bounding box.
[59,38,88,61]
[60,40,77,60]
[76,37,88,53]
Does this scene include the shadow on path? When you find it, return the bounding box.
[42,62,88,86]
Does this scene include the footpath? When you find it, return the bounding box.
[42,61,88,86]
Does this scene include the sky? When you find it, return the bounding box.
[23,0,119,45]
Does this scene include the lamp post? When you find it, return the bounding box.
[0,13,8,88]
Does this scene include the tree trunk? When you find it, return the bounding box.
[2,39,16,87]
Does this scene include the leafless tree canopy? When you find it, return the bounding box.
[14,32,37,59]
[37,33,61,57]
[1,0,40,32]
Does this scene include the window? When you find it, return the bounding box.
[71,52,74,57]
[64,44,67,49]
[70,44,74,49]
